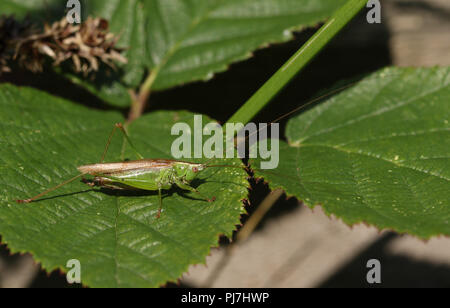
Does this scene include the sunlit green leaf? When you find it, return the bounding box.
[252,67,450,239]
[0,84,248,287]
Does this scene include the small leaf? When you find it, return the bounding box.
[0,84,248,287]
[252,67,450,239]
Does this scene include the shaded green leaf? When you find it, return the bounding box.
[88,0,346,90]
[0,84,248,287]
[61,69,132,108]
[252,67,450,239]
[0,0,346,106]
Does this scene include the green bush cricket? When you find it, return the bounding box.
[15,78,369,217]
[17,123,218,218]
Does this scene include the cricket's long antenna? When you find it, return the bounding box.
[201,81,358,167]
[244,81,358,143]
[16,173,87,204]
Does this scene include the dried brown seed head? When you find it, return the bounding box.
[0,15,127,75]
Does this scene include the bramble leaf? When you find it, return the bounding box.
[251,67,450,239]
[0,84,248,287]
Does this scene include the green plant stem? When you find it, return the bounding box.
[227,0,367,125]
[127,68,159,123]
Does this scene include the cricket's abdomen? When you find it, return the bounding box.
[106,170,163,191]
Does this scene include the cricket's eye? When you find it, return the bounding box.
[192,167,198,173]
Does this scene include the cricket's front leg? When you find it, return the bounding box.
[175,180,216,203]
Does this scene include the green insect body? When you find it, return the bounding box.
[78,160,205,192]
[16,78,376,218]
[17,124,215,219]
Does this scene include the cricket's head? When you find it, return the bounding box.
[174,162,205,182]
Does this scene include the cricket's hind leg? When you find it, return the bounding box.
[100,123,144,163]
[17,173,87,204]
